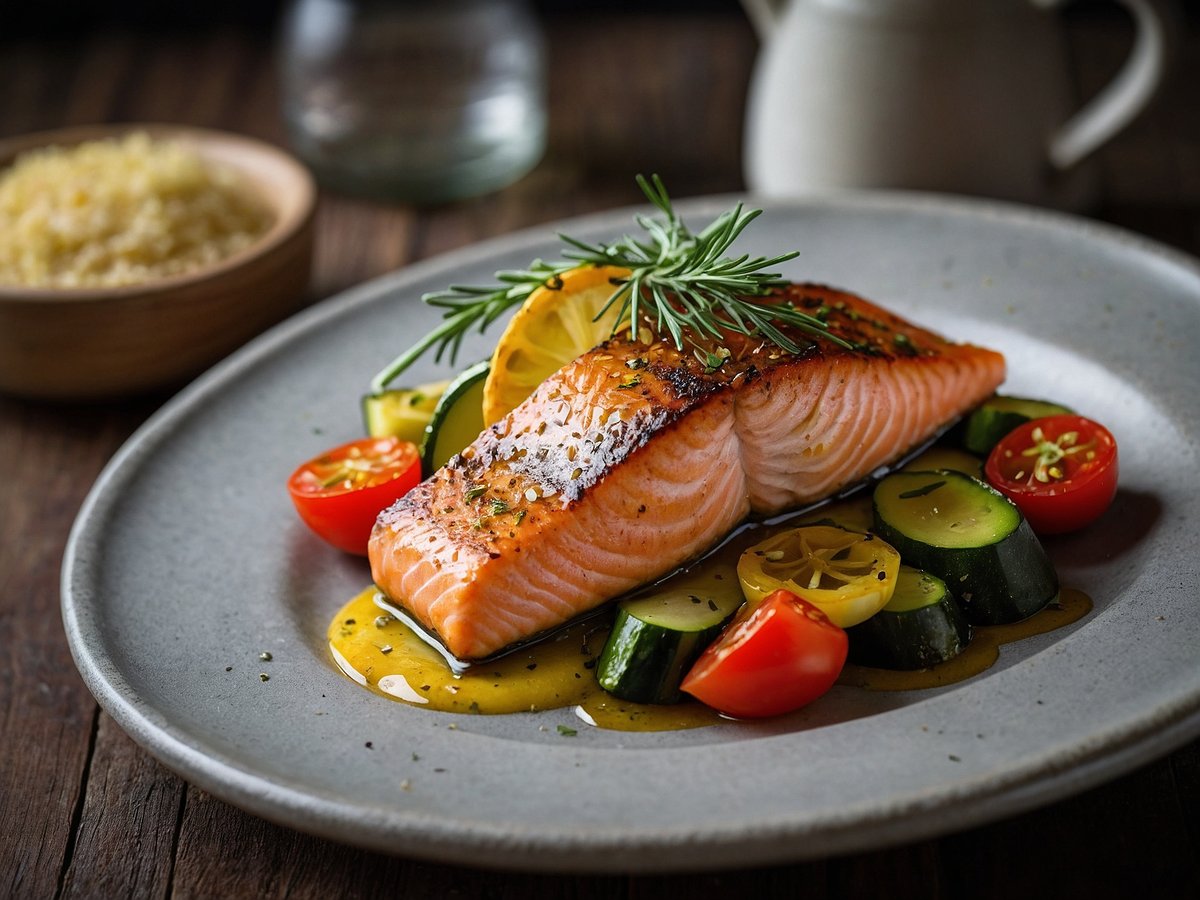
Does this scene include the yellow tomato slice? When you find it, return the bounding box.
[482,264,631,426]
[737,525,901,628]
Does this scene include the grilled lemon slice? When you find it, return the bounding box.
[482,265,631,426]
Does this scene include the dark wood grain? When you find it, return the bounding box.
[0,397,154,900]
[940,758,1200,899]
[2,8,1199,899]
[58,718,183,900]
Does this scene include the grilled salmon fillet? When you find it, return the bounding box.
[370,284,1005,660]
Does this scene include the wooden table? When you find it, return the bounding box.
[3,8,1199,898]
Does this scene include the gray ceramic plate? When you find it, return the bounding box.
[62,193,1200,873]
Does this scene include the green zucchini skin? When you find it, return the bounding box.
[596,577,743,705]
[962,395,1073,456]
[848,568,972,669]
[597,609,729,704]
[872,470,1059,626]
[420,361,488,474]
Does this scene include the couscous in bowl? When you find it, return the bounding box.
[0,124,315,399]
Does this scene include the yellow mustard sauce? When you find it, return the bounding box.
[838,587,1092,691]
[328,587,722,732]
[328,483,1093,731]
[328,585,1091,728]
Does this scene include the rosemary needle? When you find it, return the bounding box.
[371,175,851,393]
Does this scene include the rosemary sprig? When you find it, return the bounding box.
[371,175,851,393]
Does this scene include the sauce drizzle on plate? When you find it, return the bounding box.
[327,585,1091,731]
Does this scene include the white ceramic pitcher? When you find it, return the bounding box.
[742,0,1176,208]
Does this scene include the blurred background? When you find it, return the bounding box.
[6,0,737,33]
[6,0,1198,32]
[5,3,1197,194]
[5,0,1197,215]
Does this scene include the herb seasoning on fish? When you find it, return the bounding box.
[369,284,1005,660]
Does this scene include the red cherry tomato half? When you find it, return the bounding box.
[680,589,848,719]
[287,436,421,555]
[984,414,1118,535]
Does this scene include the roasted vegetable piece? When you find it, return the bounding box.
[872,469,1058,625]
[362,380,450,443]
[420,361,488,474]
[847,566,972,670]
[984,414,1118,535]
[288,436,421,555]
[681,589,848,719]
[961,395,1073,455]
[738,525,900,628]
[596,570,743,704]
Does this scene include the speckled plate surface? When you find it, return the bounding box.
[62,193,1200,873]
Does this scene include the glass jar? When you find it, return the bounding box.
[279,0,547,204]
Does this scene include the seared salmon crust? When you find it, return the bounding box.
[370,283,1006,660]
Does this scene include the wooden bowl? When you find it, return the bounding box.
[0,124,316,400]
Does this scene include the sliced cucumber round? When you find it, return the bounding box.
[872,469,1058,625]
[847,566,971,670]
[420,361,488,474]
[597,570,744,705]
[962,395,1074,456]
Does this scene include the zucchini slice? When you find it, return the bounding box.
[847,567,971,669]
[597,570,744,704]
[962,395,1074,456]
[901,445,983,478]
[362,380,451,443]
[872,469,1058,625]
[420,361,488,474]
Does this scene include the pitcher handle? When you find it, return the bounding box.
[740,0,789,39]
[1034,0,1178,170]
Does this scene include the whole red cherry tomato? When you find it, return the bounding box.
[287,436,420,555]
[680,589,848,719]
[985,414,1118,535]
